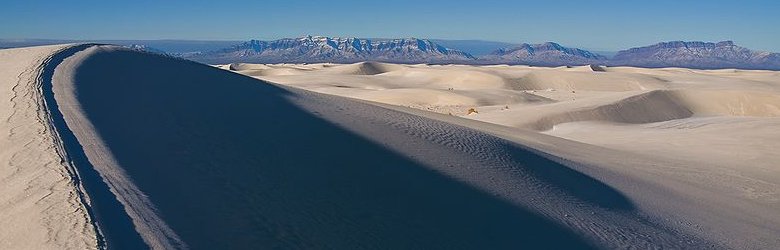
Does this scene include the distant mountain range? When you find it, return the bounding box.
[429,39,516,56]
[186,36,475,64]
[3,37,779,70]
[610,41,780,70]
[178,37,779,70]
[478,42,608,66]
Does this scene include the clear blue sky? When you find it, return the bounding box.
[2,0,778,51]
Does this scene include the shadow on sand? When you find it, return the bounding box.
[42,44,147,250]
[60,48,632,249]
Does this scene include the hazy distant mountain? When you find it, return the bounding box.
[611,41,780,70]
[187,36,475,64]
[589,50,619,58]
[479,42,607,66]
[430,39,516,56]
[0,39,241,54]
[112,40,243,54]
[126,44,168,55]
[0,39,75,49]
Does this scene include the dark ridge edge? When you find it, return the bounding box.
[39,44,149,250]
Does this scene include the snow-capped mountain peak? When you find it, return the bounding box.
[191,36,474,64]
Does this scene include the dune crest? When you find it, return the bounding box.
[0,45,99,249]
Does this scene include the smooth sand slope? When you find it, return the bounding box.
[233,61,780,248]
[0,44,726,249]
[53,46,716,249]
[0,45,99,249]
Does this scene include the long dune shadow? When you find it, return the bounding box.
[67,48,600,249]
[42,44,148,250]
[502,142,635,211]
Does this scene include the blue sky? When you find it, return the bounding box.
[2,0,778,51]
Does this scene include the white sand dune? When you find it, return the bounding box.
[49,45,711,249]
[319,61,407,75]
[241,61,780,249]
[504,70,668,91]
[2,44,778,249]
[524,89,780,130]
[0,45,99,249]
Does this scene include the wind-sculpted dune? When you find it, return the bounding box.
[238,60,780,249]
[3,44,775,249]
[51,45,710,249]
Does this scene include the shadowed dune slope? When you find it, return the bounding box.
[50,45,719,249]
[44,44,148,249]
[227,60,780,249]
[505,71,667,91]
[227,62,272,71]
[320,61,406,75]
[53,46,617,249]
[529,89,780,130]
